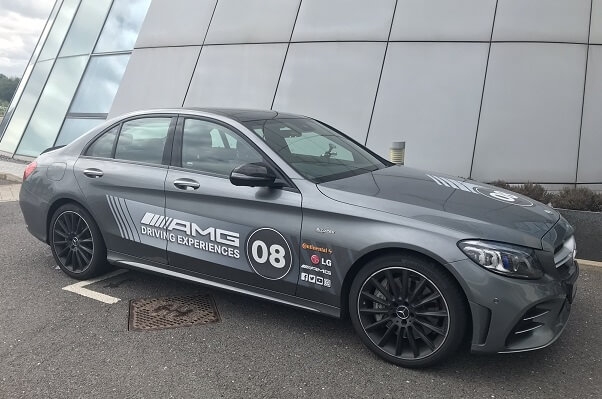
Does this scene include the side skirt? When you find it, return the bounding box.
[107,250,341,318]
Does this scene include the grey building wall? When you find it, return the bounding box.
[2,0,601,189]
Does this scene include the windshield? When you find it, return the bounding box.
[242,118,390,183]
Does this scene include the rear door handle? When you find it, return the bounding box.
[173,178,200,190]
[83,168,104,178]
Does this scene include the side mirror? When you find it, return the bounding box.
[230,162,277,187]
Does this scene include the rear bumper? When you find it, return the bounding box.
[19,185,48,243]
[448,259,579,354]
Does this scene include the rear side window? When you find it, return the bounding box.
[114,118,171,164]
[86,126,118,158]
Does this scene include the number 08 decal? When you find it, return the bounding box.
[246,228,293,280]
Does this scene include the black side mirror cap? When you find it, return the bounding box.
[229,162,277,187]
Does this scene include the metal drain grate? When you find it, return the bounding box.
[128,294,220,331]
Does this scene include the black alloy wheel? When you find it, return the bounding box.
[50,203,108,279]
[53,211,94,273]
[350,255,466,368]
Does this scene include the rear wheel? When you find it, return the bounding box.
[50,203,108,280]
[349,254,466,368]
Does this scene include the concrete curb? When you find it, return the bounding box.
[0,173,22,183]
[577,258,602,268]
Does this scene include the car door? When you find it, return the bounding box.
[74,115,176,264]
[164,116,302,295]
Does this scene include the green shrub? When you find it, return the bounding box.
[551,187,602,212]
[514,182,554,204]
[489,180,512,190]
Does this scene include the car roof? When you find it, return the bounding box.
[187,108,306,122]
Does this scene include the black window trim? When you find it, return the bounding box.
[172,114,299,192]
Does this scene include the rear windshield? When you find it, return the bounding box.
[242,118,389,183]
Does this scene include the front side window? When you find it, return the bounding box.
[242,118,389,183]
[181,119,263,176]
[114,117,171,164]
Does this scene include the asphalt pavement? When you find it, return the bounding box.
[0,201,600,399]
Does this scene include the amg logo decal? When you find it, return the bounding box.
[140,212,240,247]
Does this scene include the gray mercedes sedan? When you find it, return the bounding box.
[19,108,579,367]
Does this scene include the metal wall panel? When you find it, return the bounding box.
[368,43,488,177]
[204,0,300,44]
[135,0,216,47]
[108,47,200,117]
[273,42,385,143]
[591,0,602,44]
[291,0,395,42]
[472,43,587,183]
[493,0,591,43]
[184,44,287,109]
[391,0,496,42]
[577,46,602,183]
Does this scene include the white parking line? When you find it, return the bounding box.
[62,269,129,304]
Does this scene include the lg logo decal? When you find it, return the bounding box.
[246,228,293,280]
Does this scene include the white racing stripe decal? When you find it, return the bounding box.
[106,195,126,239]
[107,195,141,242]
[426,174,535,207]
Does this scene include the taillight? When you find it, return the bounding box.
[23,161,37,181]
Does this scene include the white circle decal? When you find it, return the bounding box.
[475,187,534,207]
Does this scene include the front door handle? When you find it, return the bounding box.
[83,168,104,178]
[173,178,200,190]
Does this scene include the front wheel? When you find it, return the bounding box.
[49,203,108,280]
[349,254,467,368]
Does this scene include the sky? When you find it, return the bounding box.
[0,0,55,78]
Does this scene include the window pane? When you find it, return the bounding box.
[70,54,130,113]
[59,0,112,57]
[56,118,104,146]
[0,60,53,153]
[86,125,118,158]
[16,56,88,157]
[242,118,387,183]
[39,0,80,61]
[94,0,151,53]
[182,119,262,176]
[115,118,170,164]
[285,132,354,161]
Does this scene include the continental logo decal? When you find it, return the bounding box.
[301,243,332,254]
[426,174,534,207]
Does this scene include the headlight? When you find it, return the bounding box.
[458,240,543,279]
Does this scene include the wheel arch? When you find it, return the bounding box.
[46,197,100,244]
[340,246,472,340]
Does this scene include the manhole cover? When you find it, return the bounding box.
[129,294,220,331]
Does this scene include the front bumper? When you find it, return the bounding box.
[448,258,579,354]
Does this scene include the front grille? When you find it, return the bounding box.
[553,236,576,277]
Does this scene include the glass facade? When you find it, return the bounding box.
[95,0,152,53]
[0,0,150,158]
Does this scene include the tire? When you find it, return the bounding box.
[49,203,109,280]
[349,254,467,368]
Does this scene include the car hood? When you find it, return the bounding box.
[317,165,560,249]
